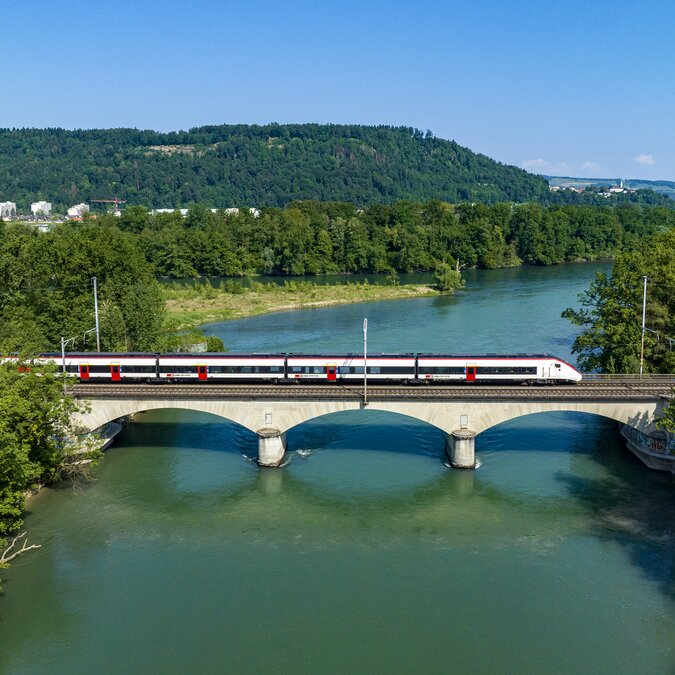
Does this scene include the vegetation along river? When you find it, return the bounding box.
[1,262,673,674]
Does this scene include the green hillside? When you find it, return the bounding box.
[0,124,549,209]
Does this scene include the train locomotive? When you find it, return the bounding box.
[41,352,582,384]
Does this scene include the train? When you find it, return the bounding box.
[36,352,583,384]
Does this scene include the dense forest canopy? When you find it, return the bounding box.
[0,124,551,208]
[120,200,675,278]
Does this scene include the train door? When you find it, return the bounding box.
[197,364,208,381]
[110,363,121,382]
[466,364,477,382]
[326,364,337,382]
[79,363,90,381]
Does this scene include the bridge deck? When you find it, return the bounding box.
[72,379,673,402]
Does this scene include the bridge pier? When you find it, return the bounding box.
[446,429,476,469]
[257,427,287,467]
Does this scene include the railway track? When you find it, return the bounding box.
[72,380,674,401]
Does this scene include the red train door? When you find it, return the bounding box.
[79,363,90,380]
[466,364,477,382]
[197,364,208,381]
[326,364,337,382]
[110,364,121,382]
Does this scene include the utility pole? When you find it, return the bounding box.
[61,336,67,394]
[92,277,101,352]
[639,275,647,377]
[363,318,368,406]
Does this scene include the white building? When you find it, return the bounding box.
[151,208,189,216]
[0,201,17,219]
[31,201,52,216]
[67,203,90,218]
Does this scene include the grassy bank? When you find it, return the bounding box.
[163,279,440,330]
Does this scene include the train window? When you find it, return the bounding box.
[124,365,156,373]
[313,366,324,374]
[86,364,121,373]
[418,367,465,375]
[476,366,537,375]
[368,367,380,374]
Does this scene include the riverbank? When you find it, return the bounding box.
[163,280,440,330]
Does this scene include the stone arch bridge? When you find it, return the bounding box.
[72,378,674,471]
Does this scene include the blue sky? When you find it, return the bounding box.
[2,0,674,180]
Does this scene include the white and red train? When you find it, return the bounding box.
[38,352,582,384]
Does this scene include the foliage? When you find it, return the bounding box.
[0,124,551,210]
[0,360,100,583]
[135,200,673,278]
[0,221,166,354]
[433,262,464,292]
[206,336,225,352]
[656,395,675,433]
[562,229,675,373]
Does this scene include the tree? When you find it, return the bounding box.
[206,335,225,352]
[0,360,100,584]
[656,394,675,433]
[433,262,464,292]
[562,229,675,373]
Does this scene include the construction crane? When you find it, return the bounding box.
[90,198,127,216]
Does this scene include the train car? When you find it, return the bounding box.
[28,351,581,385]
[417,354,581,384]
[158,353,286,382]
[37,353,159,381]
[285,354,416,383]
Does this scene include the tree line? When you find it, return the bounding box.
[120,200,674,278]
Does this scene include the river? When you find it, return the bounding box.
[1,262,673,674]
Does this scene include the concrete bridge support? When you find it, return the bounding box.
[257,427,287,467]
[446,430,476,469]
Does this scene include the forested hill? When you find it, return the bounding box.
[0,124,550,209]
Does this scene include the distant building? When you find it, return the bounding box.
[0,201,16,219]
[223,207,261,218]
[67,203,90,219]
[151,208,189,216]
[31,201,52,216]
[150,207,260,218]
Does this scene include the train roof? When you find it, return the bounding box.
[38,351,564,359]
[415,353,556,358]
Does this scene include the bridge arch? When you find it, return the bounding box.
[78,396,663,439]
[76,397,364,435]
[363,400,663,436]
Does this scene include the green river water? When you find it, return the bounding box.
[0,262,673,674]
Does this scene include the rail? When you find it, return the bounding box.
[71,380,673,402]
[581,373,675,381]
